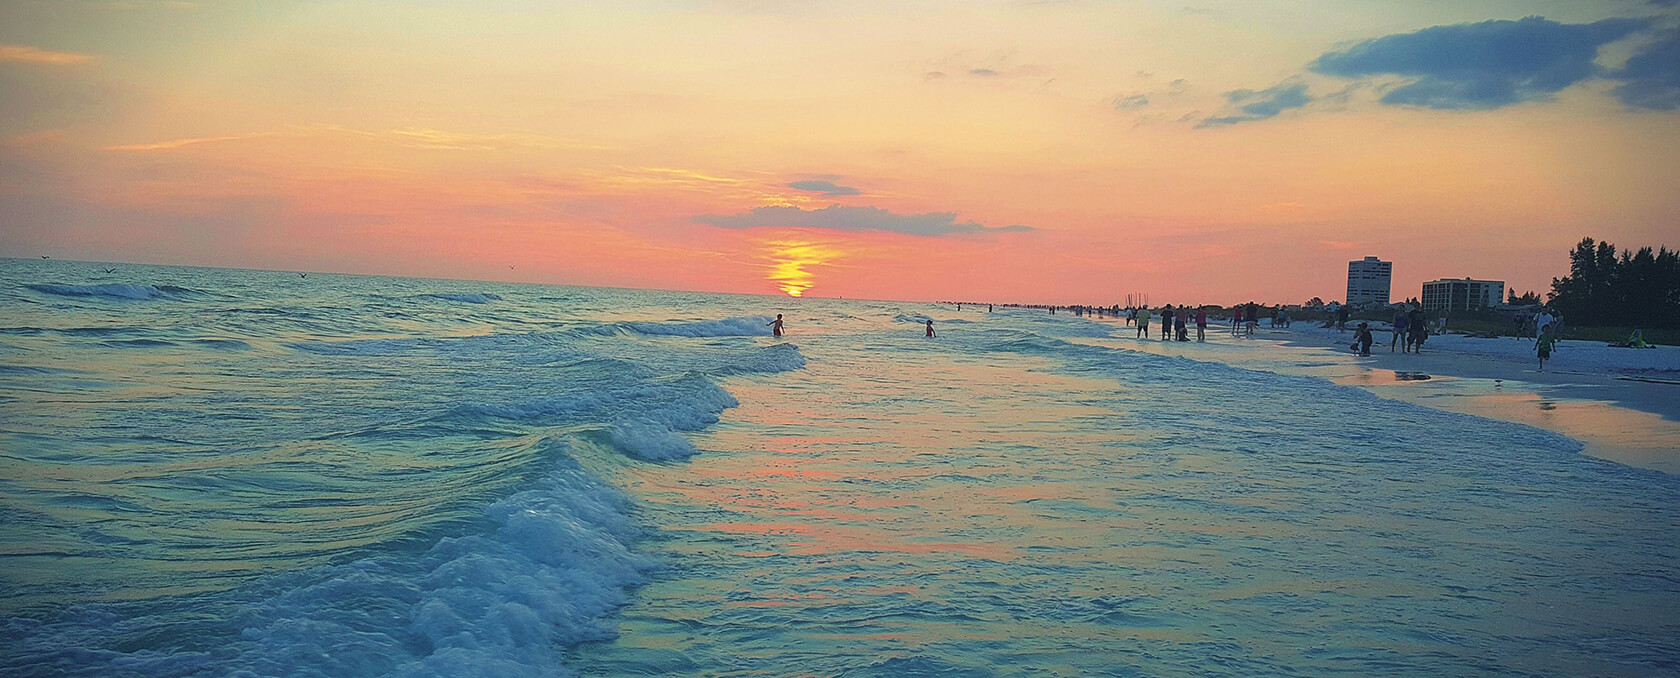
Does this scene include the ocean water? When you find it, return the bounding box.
[2,259,1677,677]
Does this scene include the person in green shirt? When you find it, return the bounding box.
[1136,308,1151,338]
[1537,323,1559,371]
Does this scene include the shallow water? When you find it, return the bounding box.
[2,259,1677,677]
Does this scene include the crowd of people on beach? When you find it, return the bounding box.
[768,301,1586,371]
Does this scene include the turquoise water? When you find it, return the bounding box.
[2,259,1676,676]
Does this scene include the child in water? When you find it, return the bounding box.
[768,314,784,337]
[925,319,936,338]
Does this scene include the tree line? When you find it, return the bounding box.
[1549,237,1680,329]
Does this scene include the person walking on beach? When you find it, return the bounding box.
[1391,308,1408,353]
[768,314,784,337]
[1537,322,1558,371]
[1160,305,1174,341]
[1232,305,1243,335]
[1136,307,1151,338]
[1195,307,1207,342]
[1407,308,1427,352]
[925,318,936,338]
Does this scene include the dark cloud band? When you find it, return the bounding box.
[694,204,1033,237]
[1309,16,1649,110]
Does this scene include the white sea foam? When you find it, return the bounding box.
[605,419,699,460]
[1,445,650,678]
[599,316,775,338]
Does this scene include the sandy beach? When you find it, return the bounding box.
[1093,317,1680,474]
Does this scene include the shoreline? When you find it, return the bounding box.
[1082,316,1680,475]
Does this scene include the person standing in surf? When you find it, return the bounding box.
[1160,305,1174,341]
[1136,307,1151,338]
[1392,308,1409,353]
[925,318,936,338]
[1194,306,1207,342]
[768,314,784,337]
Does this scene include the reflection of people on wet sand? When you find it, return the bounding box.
[925,319,936,338]
[768,314,784,337]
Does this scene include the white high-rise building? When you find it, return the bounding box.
[1346,256,1392,306]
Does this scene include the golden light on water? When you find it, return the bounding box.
[761,238,844,297]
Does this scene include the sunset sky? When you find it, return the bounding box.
[2,0,1677,304]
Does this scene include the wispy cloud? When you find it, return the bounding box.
[104,133,275,151]
[0,45,95,66]
[694,204,1033,237]
[1112,94,1150,110]
[787,179,860,196]
[1197,83,1312,127]
[102,125,613,153]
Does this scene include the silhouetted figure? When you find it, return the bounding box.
[768,314,784,337]
[1407,308,1426,352]
[1336,306,1349,332]
[1194,307,1207,342]
[1136,307,1151,338]
[1160,305,1173,341]
[1175,313,1188,341]
[925,319,935,338]
[1392,308,1409,353]
[1353,323,1374,355]
[1537,323,1558,370]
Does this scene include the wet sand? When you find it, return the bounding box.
[1278,328,1680,474]
[1084,319,1680,475]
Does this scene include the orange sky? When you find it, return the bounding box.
[2,0,1676,305]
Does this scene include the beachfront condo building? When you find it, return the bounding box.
[1346,256,1392,306]
[1421,277,1506,312]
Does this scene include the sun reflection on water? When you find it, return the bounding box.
[760,238,843,297]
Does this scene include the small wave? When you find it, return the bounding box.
[710,342,807,375]
[0,446,655,677]
[602,316,774,338]
[26,283,163,301]
[289,338,429,356]
[0,365,87,376]
[101,338,178,349]
[422,293,503,304]
[603,419,700,461]
[193,338,251,351]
